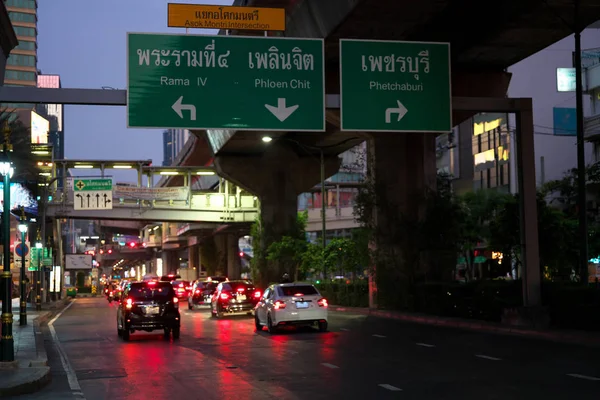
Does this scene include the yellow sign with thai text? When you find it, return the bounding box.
[167,3,286,32]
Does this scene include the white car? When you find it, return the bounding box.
[254,283,329,333]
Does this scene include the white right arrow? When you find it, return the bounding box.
[264,98,299,122]
[385,100,408,124]
[172,96,197,121]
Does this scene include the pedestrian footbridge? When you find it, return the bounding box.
[45,160,259,223]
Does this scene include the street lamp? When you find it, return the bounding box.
[0,121,15,362]
[35,233,42,311]
[17,212,27,326]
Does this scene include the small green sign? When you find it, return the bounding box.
[340,39,451,132]
[127,33,325,131]
[43,258,53,267]
[30,247,41,270]
[73,179,113,192]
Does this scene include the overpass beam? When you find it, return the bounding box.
[215,141,341,285]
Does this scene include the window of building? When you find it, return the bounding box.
[4,70,36,81]
[12,26,36,37]
[6,0,37,9]
[14,40,36,51]
[6,54,36,67]
[8,11,36,23]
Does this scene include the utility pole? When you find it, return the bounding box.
[574,0,589,283]
[320,148,327,280]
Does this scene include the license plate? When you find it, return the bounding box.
[238,295,247,301]
[145,306,159,315]
[295,302,309,309]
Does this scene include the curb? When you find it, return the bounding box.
[0,367,51,397]
[330,306,600,347]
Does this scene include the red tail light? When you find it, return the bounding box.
[237,287,245,292]
[147,281,156,286]
[220,293,229,300]
[274,300,286,310]
[195,289,201,294]
[254,291,261,298]
[317,298,328,308]
[125,298,133,309]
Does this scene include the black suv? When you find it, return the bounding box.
[117,281,181,341]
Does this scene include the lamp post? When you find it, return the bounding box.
[1,122,14,362]
[17,210,27,326]
[35,232,42,311]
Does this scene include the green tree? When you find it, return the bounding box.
[457,189,512,281]
[266,235,307,281]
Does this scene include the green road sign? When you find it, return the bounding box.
[73,179,113,192]
[340,39,451,132]
[127,33,325,131]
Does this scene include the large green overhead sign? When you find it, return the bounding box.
[127,33,325,131]
[340,39,452,132]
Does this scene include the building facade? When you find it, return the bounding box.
[3,0,37,111]
[36,74,64,159]
[163,128,190,166]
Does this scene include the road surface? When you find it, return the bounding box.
[12,297,600,399]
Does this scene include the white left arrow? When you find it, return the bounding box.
[264,98,299,122]
[172,96,197,121]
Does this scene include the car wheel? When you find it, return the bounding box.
[163,328,171,340]
[318,321,328,332]
[254,313,262,331]
[122,328,130,341]
[117,326,123,337]
[172,327,180,339]
[267,314,276,334]
[215,305,223,319]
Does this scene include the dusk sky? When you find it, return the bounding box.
[37,0,231,182]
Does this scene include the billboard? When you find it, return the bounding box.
[31,111,49,144]
[0,182,38,215]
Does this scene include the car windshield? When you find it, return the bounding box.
[172,281,190,288]
[128,283,174,300]
[196,281,216,290]
[221,282,255,292]
[277,285,319,297]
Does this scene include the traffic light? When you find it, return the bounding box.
[128,242,136,248]
[238,251,244,257]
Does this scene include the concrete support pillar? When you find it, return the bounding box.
[214,234,228,276]
[215,141,340,286]
[161,250,178,275]
[187,244,199,281]
[226,234,241,279]
[368,132,437,308]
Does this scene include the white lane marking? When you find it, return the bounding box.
[48,300,86,398]
[416,342,435,348]
[475,354,502,361]
[379,384,402,391]
[340,328,349,331]
[372,334,386,338]
[322,363,339,369]
[567,373,600,381]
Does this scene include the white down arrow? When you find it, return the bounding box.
[264,98,299,122]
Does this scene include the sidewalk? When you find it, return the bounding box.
[0,299,68,397]
[330,305,600,347]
